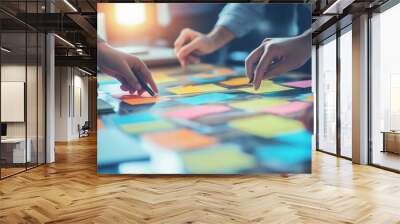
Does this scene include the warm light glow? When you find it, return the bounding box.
[115,3,146,26]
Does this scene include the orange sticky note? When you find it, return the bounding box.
[214,68,235,75]
[220,77,249,86]
[122,95,169,105]
[143,129,217,150]
[97,119,104,130]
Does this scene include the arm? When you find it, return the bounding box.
[174,3,265,67]
[215,3,265,38]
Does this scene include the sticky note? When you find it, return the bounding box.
[121,95,169,106]
[98,84,125,95]
[97,75,119,85]
[168,84,227,95]
[295,93,314,102]
[153,73,177,84]
[275,130,312,146]
[97,119,104,130]
[189,76,225,84]
[256,144,311,165]
[181,144,256,174]
[143,128,217,150]
[97,99,114,113]
[98,128,149,166]
[230,98,288,111]
[175,93,236,105]
[112,113,156,126]
[283,80,312,88]
[214,68,235,75]
[164,105,231,120]
[220,77,250,86]
[229,115,304,138]
[261,101,311,115]
[192,73,221,78]
[239,80,292,94]
[120,120,174,134]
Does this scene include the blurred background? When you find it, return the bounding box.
[97,3,311,70]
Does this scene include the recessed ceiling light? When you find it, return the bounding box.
[63,0,78,12]
[1,47,11,53]
[54,34,75,48]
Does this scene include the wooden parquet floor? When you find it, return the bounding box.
[1,135,400,224]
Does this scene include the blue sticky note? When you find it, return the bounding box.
[256,144,311,165]
[97,128,150,166]
[275,130,312,146]
[176,93,237,105]
[189,76,226,84]
[112,113,157,126]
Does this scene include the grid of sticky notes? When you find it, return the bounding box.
[97,66,313,174]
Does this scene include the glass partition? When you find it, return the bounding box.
[0,1,46,179]
[317,36,337,154]
[1,30,28,177]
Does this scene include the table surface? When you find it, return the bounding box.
[97,64,313,174]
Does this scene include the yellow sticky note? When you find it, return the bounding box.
[230,98,288,111]
[229,115,304,138]
[193,73,220,79]
[168,84,226,95]
[239,80,292,94]
[220,77,249,86]
[153,73,177,84]
[120,120,174,134]
[181,144,256,173]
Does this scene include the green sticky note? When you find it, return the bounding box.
[229,115,304,138]
[239,81,292,94]
[181,144,256,174]
[120,120,174,134]
[230,98,288,111]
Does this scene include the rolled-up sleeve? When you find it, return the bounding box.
[215,3,265,38]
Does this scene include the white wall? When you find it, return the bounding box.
[54,67,89,141]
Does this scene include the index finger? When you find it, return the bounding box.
[253,47,274,90]
[138,61,159,94]
[174,29,194,53]
[245,45,263,83]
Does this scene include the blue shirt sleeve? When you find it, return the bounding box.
[215,3,265,38]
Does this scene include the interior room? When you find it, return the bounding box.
[0,0,400,223]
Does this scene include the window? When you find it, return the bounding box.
[317,36,337,154]
[370,2,400,171]
[339,28,352,158]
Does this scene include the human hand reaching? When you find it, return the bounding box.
[245,29,311,90]
[174,27,235,67]
[98,41,158,95]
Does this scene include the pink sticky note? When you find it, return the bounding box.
[283,80,312,88]
[164,105,231,120]
[261,101,311,115]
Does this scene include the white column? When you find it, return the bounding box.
[352,14,369,164]
[46,1,55,163]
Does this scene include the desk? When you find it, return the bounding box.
[1,138,31,163]
[382,131,400,154]
[97,64,313,174]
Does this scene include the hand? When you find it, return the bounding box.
[174,27,235,67]
[245,30,311,90]
[98,42,158,95]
